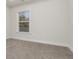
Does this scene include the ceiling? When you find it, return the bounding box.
[6,0,32,7]
[6,0,47,7]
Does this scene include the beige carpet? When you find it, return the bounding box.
[6,39,73,59]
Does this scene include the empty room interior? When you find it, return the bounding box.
[6,0,73,59]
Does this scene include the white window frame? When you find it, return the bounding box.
[16,10,32,33]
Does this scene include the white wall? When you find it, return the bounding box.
[7,0,73,50]
[6,6,11,38]
[67,0,73,51]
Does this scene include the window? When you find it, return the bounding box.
[18,11,30,32]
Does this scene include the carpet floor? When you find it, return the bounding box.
[6,39,73,59]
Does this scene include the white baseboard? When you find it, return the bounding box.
[7,37,73,52]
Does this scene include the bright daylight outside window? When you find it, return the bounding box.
[18,11,30,32]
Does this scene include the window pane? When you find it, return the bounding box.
[19,22,29,32]
[19,11,29,21]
